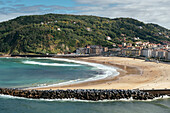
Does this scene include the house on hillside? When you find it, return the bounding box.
[122,43,126,47]
[106,36,112,40]
[86,27,91,31]
[40,22,44,25]
[57,28,61,31]
[127,43,132,47]
[134,37,140,40]
[118,45,123,48]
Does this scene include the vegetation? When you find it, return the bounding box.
[0,14,169,54]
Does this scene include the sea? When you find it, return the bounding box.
[0,57,170,113]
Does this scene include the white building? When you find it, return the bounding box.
[57,28,61,31]
[122,43,126,47]
[141,49,152,58]
[112,43,116,47]
[106,36,112,40]
[138,26,143,29]
[40,22,44,25]
[86,27,91,31]
[134,37,140,40]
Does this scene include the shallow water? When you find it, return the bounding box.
[0,58,100,88]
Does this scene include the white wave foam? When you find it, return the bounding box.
[0,94,169,102]
[22,61,81,67]
[50,58,119,80]
[25,58,119,89]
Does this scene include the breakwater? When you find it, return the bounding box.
[141,89,170,95]
[1,88,168,101]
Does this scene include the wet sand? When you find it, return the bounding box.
[34,57,170,90]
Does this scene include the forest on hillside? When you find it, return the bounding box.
[0,14,169,54]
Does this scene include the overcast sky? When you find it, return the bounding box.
[0,0,169,29]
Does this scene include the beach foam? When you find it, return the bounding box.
[25,58,119,89]
[22,61,81,67]
[51,58,119,79]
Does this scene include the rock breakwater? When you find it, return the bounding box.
[0,88,165,101]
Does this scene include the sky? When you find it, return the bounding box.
[0,0,169,29]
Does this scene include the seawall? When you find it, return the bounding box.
[141,89,170,95]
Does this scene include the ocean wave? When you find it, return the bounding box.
[50,58,119,80]
[25,58,119,89]
[22,61,81,67]
[0,94,169,102]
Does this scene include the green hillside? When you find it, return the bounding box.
[0,14,169,54]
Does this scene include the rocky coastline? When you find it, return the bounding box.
[1,88,169,101]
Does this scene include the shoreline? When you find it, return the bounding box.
[0,56,170,101]
[33,56,170,90]
[24,57,122,90]
[32,57,170,90]
[29,58,138,90]
[0,57,120,89]
[1,56,170,90]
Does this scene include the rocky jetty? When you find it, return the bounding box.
[0,88,162,101]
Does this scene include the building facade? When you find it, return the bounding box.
[76,45,106,55]
[158,51,166,59]
[165,51,170,60]
[151,50,158,58]
[141,49,152,58]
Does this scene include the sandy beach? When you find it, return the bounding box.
[35,57,170,90]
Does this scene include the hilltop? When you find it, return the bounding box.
[0,14,169,54]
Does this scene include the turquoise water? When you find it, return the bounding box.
[0,58,99,88]
[0,57,170,113]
